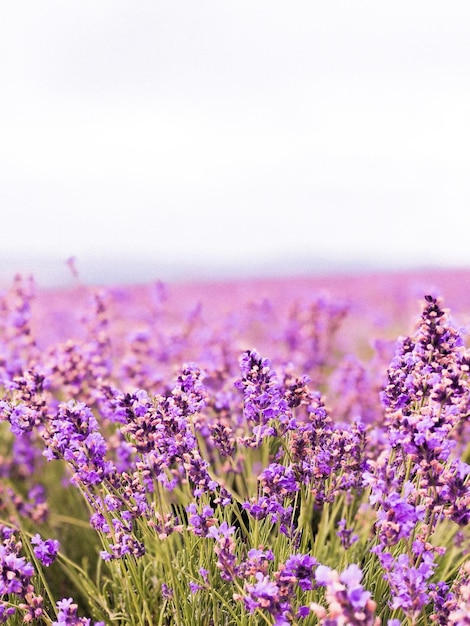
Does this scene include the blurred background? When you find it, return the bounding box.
[1,1,469,287]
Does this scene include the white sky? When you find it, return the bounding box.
[1,1,470,285]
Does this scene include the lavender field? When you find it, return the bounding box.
[1,268,470,625]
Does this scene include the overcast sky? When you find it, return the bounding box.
[1,1,469,286]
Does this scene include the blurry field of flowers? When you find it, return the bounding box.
[1,269,470,625]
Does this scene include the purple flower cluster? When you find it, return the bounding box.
[117,377,229,504]
[31,533,60,566]
[242,573,285,621]
[384,550,437,620]
[289,391,370,505]
[3,268,470,625]
[207,521,238,581]
[358,296,470,624]
[381,295,470,474]
[234,350,294,446]
[373,482,426,546]
[259,463,299,498]
[234,551,318,625]
[186,503,217,537]
[43,400,113,486]
[52,597,104,626]
[0,525,43,623]
[242,496,294,537]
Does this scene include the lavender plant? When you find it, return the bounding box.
[0,274,469,625]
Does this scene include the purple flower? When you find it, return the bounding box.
[259,463,299,497]
[52,597,103,625]
[297,605,310,618]
[3,402,38,434]
[207,420,236,457]
[340,564,371,609]
[207,521,238,580]
[99,523,145,561]
[429,580,454,625]
[242,496,294,536]
[243,572,280,614]
[43,401,113,486]
[313,563,378,625]
[289,393,369,506]
[206,521,235,541]
[118,369,226,502]
[381,296,470,472]
[186,503,216,537]
[0,526,44,622]
[0,602,16,622]
[90,512,110,533]
[238,569,294,625]
[381,550,437,621]
[239,548,275,579]
[282,553,317,591]
[374,485,425,546]
[337,518,359,549]
[172,363,207,415]
[0,550,34,594]
[235,350,291,446]
[31,533,60,566]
